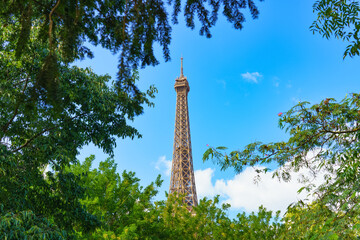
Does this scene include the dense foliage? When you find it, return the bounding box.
[65,155,164,239]
[2,153,287,239]
[0,207,68,240]
[0,19,155,235]
[66,155,285,239]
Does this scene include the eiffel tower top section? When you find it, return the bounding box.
[175,57,190,92]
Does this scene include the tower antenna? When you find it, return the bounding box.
[180,57,184,77]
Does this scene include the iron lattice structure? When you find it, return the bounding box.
[169,58,198,208]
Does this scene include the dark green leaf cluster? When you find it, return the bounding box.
[0,150,100,235]
[1,21,154,162]
[311,0,360,58]
[0,206,68,240]
[1,20,154,236]
[0,0,263,94]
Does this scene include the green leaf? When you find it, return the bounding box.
[216,146,228,150]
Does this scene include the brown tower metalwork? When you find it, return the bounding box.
[169,57,198,208]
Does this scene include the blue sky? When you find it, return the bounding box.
[76,0,360,216]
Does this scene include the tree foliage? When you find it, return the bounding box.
[0,0,263,100]
[157,194,284,239]
[0,19,155,234]
[0,149,100,234]
[65,155,284,239]
[282,202,360,239]
[0,207,68,240]
[65,155,164,239]
[203,93,360,238]
[311,0,360,58]
[204,94,360,174]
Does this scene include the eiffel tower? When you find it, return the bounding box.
[169,57,198,208]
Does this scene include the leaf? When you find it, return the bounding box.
[203,148,213,161]
[216,146,228,150]
[297,186,306,194]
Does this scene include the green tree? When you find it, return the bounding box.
[202,2,360,235]
[233,206,284,239]
[0,20,154,234]
[203,93,360,238]
[158,195,284,239]
[65,155,164,239]
[281,202,359,239]
[158,194,234,239]
[311,0,360,58]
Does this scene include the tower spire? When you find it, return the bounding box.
[180,57,184,77]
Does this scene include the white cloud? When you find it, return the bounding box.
[194,168,217,196]
[155,156,172,176]
[195,166,326,214]
[241,72,262,83]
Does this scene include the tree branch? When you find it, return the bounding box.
[12,126,56,153]
[11,112,87,153]
[49,0,61,50]
[322,127,360,134]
